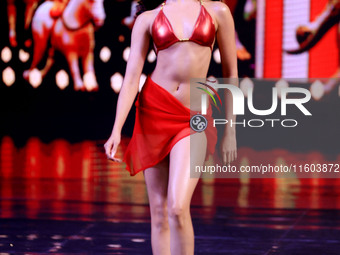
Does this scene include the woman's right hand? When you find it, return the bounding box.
[104,132,122,162]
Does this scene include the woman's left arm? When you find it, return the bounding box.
[214,2,238,165]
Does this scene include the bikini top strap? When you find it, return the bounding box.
[160,1,166,10]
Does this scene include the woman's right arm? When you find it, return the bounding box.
[104,11,151,161]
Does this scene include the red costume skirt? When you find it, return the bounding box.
[123,76,217,176]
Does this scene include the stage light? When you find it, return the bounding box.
[108,244,122,248]
[51,235,62,240]
[2,67,15,87]
[147,50,156,63]
[19,49,29,63]
[1,47,12,63]
[110,72,123,93]
[275,79,289,98]
[310,80,324,101]
[139,73,146,92]
[118,35,125,42]
[29,68,42,88]
[55,70,69,90]
[24,39,32,48]
[240,77,254,98]
[123,47,130,62]
[100,46,111,63]
[131,238,145,243]
[213,49,221,64]
[84,72,97,91]
[207,75,217,81]
[207,75,217,83]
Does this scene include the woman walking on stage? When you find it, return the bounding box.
[104,0,238,254]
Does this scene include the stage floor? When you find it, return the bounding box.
[0,137,340,254]
[0,178,340,254]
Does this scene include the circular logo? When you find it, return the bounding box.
[190,114,208,132]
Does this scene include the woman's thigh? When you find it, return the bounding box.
[168,132,207,209]
[143,156,170,208]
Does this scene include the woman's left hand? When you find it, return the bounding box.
[220,134,237,165]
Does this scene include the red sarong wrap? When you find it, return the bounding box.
[123,76,217,176]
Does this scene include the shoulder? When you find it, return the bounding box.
[134,8,161,32]
[204,1,233,24]
[135,9,156,25]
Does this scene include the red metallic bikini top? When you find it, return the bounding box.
[152,0,215,54]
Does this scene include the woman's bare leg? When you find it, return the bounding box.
[168,132,207,255]
[144,158,171,255]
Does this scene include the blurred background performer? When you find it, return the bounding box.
[6,0,40,48]
[104,0,238,254]
[23,0,106,91]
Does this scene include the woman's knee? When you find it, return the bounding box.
[150,200,169,231]
[167,203,190,228]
